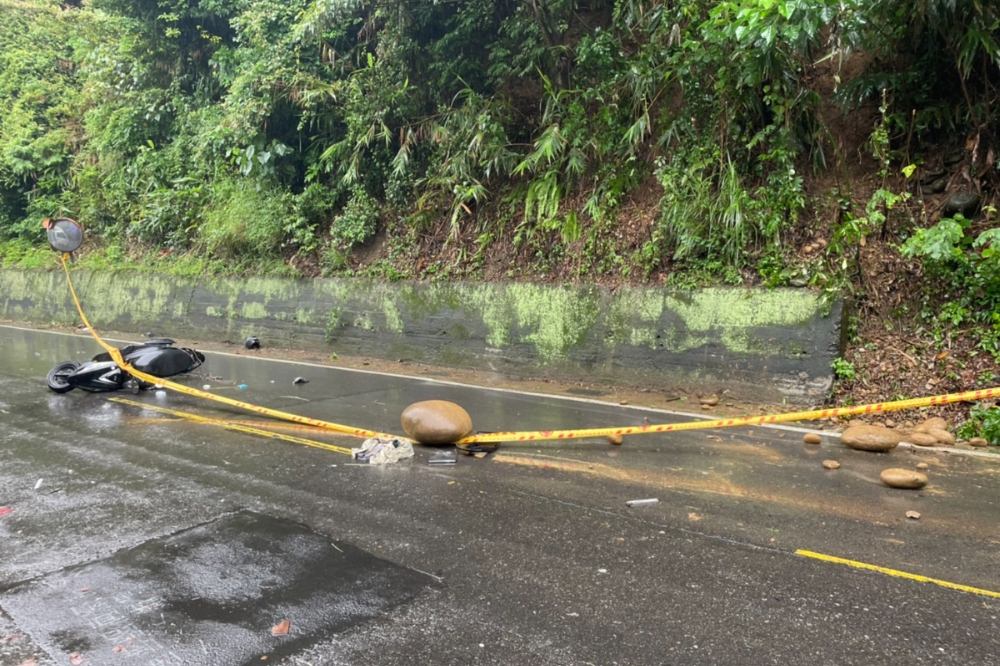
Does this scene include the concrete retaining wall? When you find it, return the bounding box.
[0,270,844,402]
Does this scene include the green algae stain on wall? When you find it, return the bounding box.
[0,271,51,320]
[0,268,842,402]
[241,301,269,320]
[1,271,45,301]
[211,276,298,303]
[380,294,403,333]
[54,272,182,327]
[197,276,299,328]
[511,284,601,360]
[665,289,822,354]
[0,271,188,331]
[314,278,352,305]
[128,275,182,322]
[310,279,407,335]
[466,284,512,348]
[602,287,666,349]
[599,287,826,354]
[464,283,601,360]
[0,270,825,363]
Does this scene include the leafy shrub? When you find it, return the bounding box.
[330,186,379,247]
[285,183,334,253]
[654,138,803,270]
[900,213,1000,333]
[198,179,291,258]
[901,216,970,263]
[0,1,89,239]
[957,404,1000,445]
[413,90,517,239]
[832,358,856,381]
[0,239,53,268]
[833,0,1000,142]
[130,179,208,248]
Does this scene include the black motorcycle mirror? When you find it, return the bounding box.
[43,218,84,255]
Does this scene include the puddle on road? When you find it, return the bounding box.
[0,511,434,665]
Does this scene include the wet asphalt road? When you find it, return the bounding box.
[1,324,1000,665]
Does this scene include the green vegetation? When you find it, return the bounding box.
[831,358,856,382]
[3,0,1000,425]
[956,403,1000,446]
[901,207,1000,363]
[0,0,995,280]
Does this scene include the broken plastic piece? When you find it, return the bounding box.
[0,507,13,517]
[428,450,457,466]
[626,498,659,507]
[237,384,248,390]
[293,376,309,385]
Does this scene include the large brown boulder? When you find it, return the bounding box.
[927,428,955,445]
[880,468,928,489]
[902,431,939,447]
[841,425,901,452]
[401,400,473,444]
[913,417,948,433]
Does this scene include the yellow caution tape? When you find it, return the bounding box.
[60,255,1000,446]
[109,397,354,455]
[226,419,356,434]
[455,386,1000,444]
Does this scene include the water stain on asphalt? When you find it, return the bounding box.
[491,451,999,534]
[711,441,786,462]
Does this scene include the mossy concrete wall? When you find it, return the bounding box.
[0,270,844,402]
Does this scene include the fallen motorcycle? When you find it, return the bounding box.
[46,338,206,393]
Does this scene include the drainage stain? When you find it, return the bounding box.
[0,511,433,665]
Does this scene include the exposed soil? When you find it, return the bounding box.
[830,235,1000,427]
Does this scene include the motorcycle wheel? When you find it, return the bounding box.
[46,361,81,393]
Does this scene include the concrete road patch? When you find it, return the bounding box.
[0,511,433,665]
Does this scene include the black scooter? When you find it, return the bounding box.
[46,338,206,393]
